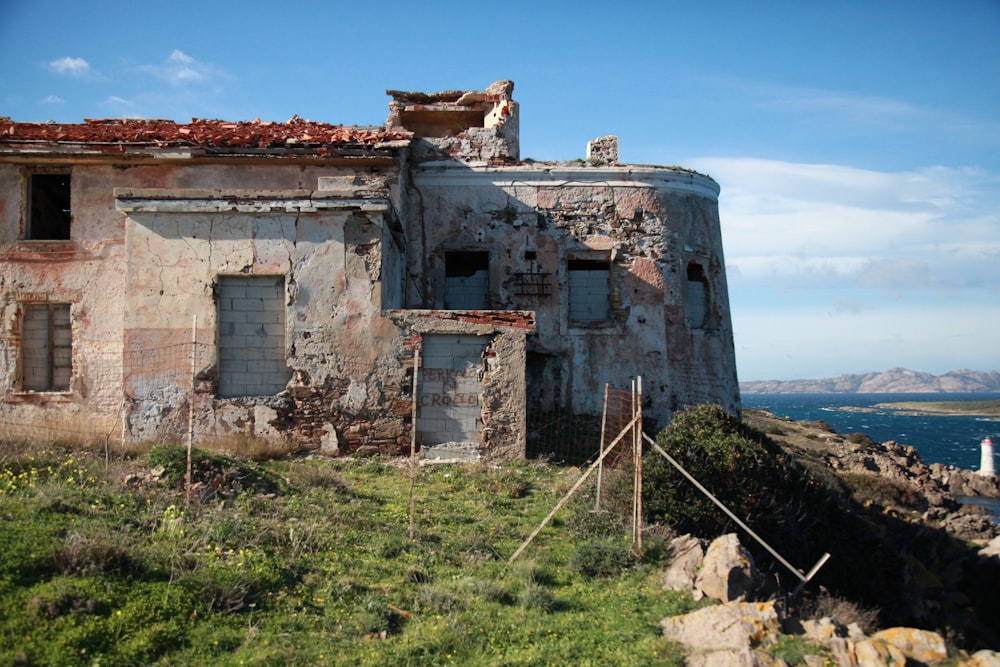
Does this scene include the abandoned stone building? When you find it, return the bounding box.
[0,80,740,459]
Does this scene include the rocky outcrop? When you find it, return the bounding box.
[815,433,1000,543]
[660,532,999,666]
[663,534,708,597]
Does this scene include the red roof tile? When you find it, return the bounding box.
[0,116,410,150]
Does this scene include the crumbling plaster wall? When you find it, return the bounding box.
[406,165,740,427]
[0,163,128,435]
[387,80,520,164]
[1,159,422,451]
[117,183,412,450]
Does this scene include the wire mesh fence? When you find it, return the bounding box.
[509,381,645,559]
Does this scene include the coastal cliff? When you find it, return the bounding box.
[741,368,1000,394]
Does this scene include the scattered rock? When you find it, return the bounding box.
[354,445,380,458]
[659,533,998,666]
[661,600,780,652]
[966,650,1000,667]
[871,627,947,664]
[852,637,908,667]
[695,533,759,602]
[663,534,706,597]
[980,535,1000,559]
[686,648,784,667]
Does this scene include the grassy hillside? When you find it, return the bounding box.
[4,406,999,665]
[0,439,697,666]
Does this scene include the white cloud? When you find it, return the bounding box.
[139,50,220,86]
[692,156,1000,379]
[169,50,194,65]
[46,56,91,78]
[691,157,1000,291]
[41,95,65,105]
[832,298,865,315]
[737,81,1000,140]
[755,85,925,129]
[102,96,139,117]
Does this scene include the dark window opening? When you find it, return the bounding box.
[21,303,72,391]
[398,110,486,138]
[27,173,72,240]
[445,251,490,309]
[568,259,609,272]
[446,251,489,277]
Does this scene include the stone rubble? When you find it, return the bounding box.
[660,532,1000,667]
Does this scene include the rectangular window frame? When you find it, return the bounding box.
[24,171,73,241]
[216,275,291,399]
[444,250,490,310]
[567,254,612,325]
[20,302,73,393]
[685,260,711,330]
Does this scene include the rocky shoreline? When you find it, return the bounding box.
[657,410,1000,666]
[748,409,1000,543]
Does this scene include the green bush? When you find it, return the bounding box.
[571,538,633,578]
[643,404,787,536]
[516,581,558,612]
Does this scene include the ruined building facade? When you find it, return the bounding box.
[0,81,740,459]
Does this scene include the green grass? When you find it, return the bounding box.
[0,445,695,666]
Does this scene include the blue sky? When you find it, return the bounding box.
[2,0,998,382]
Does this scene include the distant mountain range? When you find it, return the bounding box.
[740,368,1000,394]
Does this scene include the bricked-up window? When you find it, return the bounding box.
[686,262,709,328]
[21,303,72,391]
[445,251,489,310]
[217,276,291,398]
[568,258,611,323]
[27,173,72,240]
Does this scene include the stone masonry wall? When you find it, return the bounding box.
[407,165,739,427]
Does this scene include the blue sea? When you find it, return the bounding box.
[742,392,1000,520]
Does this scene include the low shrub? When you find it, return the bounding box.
[516,581,557,612]
[768,634,830,666]
[643,404,790,537]
[846,432,876,447]
[571,538,633,578]
[146,445,286,497]
[49,528,138,576]
[840,472,926,511]
[796,590,880,634]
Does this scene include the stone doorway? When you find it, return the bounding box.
[417,334,488,459]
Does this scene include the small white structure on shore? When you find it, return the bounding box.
[979,437,996,477]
